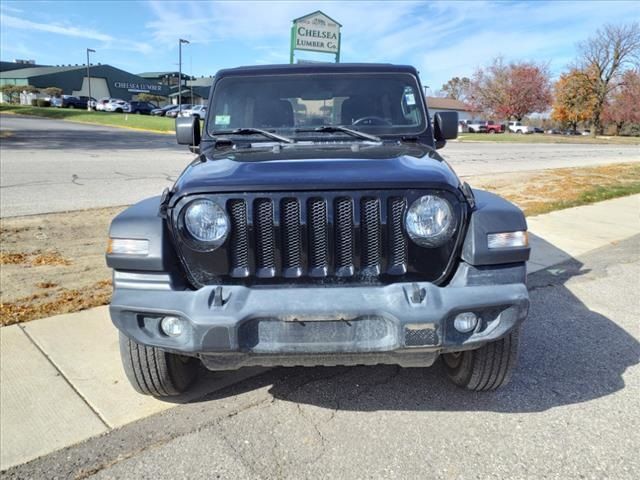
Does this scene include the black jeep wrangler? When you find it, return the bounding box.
[106,64,530,396]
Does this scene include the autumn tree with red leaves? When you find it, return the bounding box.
[602,70,640,135]
[469,58,552,121]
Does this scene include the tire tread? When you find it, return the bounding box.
[119,333,197,397]
[444,328,520,392]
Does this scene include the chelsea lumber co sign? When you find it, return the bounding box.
[290,11,342,63]
[113,81,163,93]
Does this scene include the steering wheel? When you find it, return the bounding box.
[352,116,392,126]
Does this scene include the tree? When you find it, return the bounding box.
[552,69,597,132]
[136,93,167,104]
[440,76,471,101]
[469,57,552,120]
[42,87,63,98]
[576,22,640,135]
[602,69,640,135]
[0,85,23,104]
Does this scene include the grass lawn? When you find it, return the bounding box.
[0,104,176,133]
[467,162,640,216]
[457,132,640,145]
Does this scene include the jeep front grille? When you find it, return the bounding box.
[225,193,408,279]
[172,190,464,287]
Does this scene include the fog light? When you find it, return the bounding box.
[160,316,184,337]
[454,312,478,333]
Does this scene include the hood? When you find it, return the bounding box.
[170,142,461,201]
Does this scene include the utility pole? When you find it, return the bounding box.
[86,48,95,111]
[178,38,190,114]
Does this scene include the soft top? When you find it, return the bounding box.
[215,63,419,78]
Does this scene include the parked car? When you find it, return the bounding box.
[508,121,532,134]
[95,97,111,111]
[103,99,130,113]
[106,63,530,397]
[129,101,158,115]
[179,105,207,119]
[532,127,544,134]
[582,129,591,136]
[151,104,178,116]
[165,104,192,118]
[50,95,95,109]
[466,119,488,133]
[545,128,563,135]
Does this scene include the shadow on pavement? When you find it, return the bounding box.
[182,236,639,413]
[0,123,182,151]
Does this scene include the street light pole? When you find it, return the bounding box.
[86,48,95,111]
[178,39,190,114]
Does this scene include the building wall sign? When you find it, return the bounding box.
[113,81,163,93]
[290,11,341,63]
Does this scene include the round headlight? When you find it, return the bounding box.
[184,199,229,246]
[405,195,455,247]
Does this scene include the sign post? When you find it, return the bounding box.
[290,11,341,63]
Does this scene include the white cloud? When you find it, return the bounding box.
[2,13,114,42]
[1,13,153,55]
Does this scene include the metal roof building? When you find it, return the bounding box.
[0,63,171,101]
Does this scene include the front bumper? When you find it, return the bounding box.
[110,263,529,369]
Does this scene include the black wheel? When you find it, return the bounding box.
[442,328,520,391]
[115,108,123,113]
[119,333,198,397]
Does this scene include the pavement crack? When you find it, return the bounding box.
[18,324,111,430]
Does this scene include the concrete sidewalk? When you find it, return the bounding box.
[1,194,639,471]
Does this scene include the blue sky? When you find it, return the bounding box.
[1,1,637,91]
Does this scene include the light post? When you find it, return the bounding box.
[86,48,95,111]
[178,38,190,114]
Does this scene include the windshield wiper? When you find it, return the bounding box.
[212,128,295,144]
[295,126,381,142]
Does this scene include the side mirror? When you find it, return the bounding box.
[176,115,201,148]
[433,111,458,149]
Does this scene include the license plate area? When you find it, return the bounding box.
[238,316,398,353]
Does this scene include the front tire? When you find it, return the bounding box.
[119,333,198,396]
[442,328,520,391]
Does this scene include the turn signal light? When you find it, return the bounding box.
[487,231,528,249]
[106,238,149,256]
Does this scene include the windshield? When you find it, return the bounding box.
[207,73,426,139]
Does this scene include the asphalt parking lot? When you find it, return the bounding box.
[4,236,638,479]
[1,115,639,217]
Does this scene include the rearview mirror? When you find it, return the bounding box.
[433,111,458,149]
[176,116,201,148]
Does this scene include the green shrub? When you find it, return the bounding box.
[31,99,39,106]
[36,99,51,107]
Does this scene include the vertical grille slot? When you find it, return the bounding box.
[388,197,407,274]
[335,197,354,276]
[254,199,276,277]
[308,198,328,276]
[361,198,381,274]
[281,198,302,277]
[228,199,249,277]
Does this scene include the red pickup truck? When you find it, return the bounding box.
[465,119,505,134]
[484,120,506,133]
